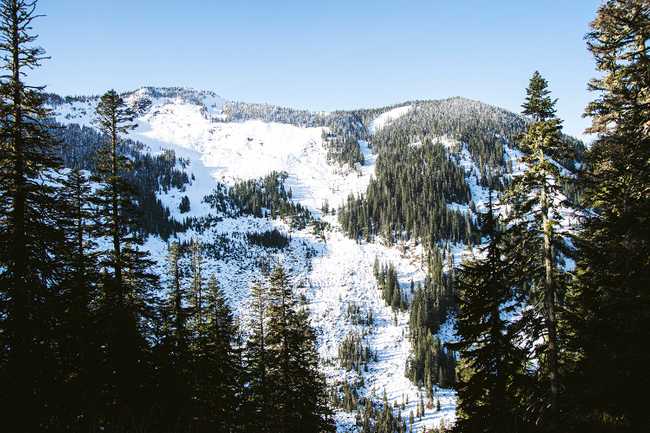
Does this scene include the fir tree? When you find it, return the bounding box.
[92,89,157,425]
[504,72,573,426]
[190,238,206,327]
[568,1,650,431]
[192,274,241,432]
[179,195,190,213]
[158,241,192,427]
[244,282,272,433]
[265,265,334,433]
[56,168,102,429]
[449,195,529,433]
[167,242,189,365]
[522,71,557,121]
[92,89,137,291]
[0,1,63,429]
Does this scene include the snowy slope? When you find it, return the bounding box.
[309,225,457,431]
[52,87,575,432]
[369,105,413,134]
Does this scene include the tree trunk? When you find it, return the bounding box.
[111,112,123,299]
[8,1,32,430]
[540,159,559,423]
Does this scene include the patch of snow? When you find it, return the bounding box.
[369,105,413,134]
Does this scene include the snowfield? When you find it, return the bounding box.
[55,87,563,432]
[309,226,457,431]
[369,105,413,133]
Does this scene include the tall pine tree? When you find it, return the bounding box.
[244,281,272,433]
[192,274,241,432]
[568,1,650,431]
[265,265,334,433]
[0,1,63,430]
[504,71,573,428]
[157,241,192,429]
[92,89,157,426]
[450,195,530,433]
[56,168,102,429]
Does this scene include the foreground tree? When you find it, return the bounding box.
[245,267,334,433]
[504,71,573,428]
[56,168,101,428]
[245,281,273,432]
[191,274,241,432]
[0,1,63,430]
[93,89,138,291]
[265,266,334,433]
[189,238,206,327]
[450,196,530,433]
[157,242,192,429]
[93,89,158,425]
[568,1,650,431]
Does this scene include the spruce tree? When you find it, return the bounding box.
[265,265,334,432]
[0,1,63,430]
[244,282,272,433]
[192,274,241,432]
[522,71,557,121]
[190,238,206,327]
[93,89,137,291]
[158,241,191,428]
[568,1,650,431]
[504,71,572,426]
[449,196,529,433]
[56,168,101,429]
[167,242,189,366]
[93,89,157,425]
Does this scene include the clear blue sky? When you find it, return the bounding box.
[33,0,601,139]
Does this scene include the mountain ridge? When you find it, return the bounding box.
[47,85,527,125]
